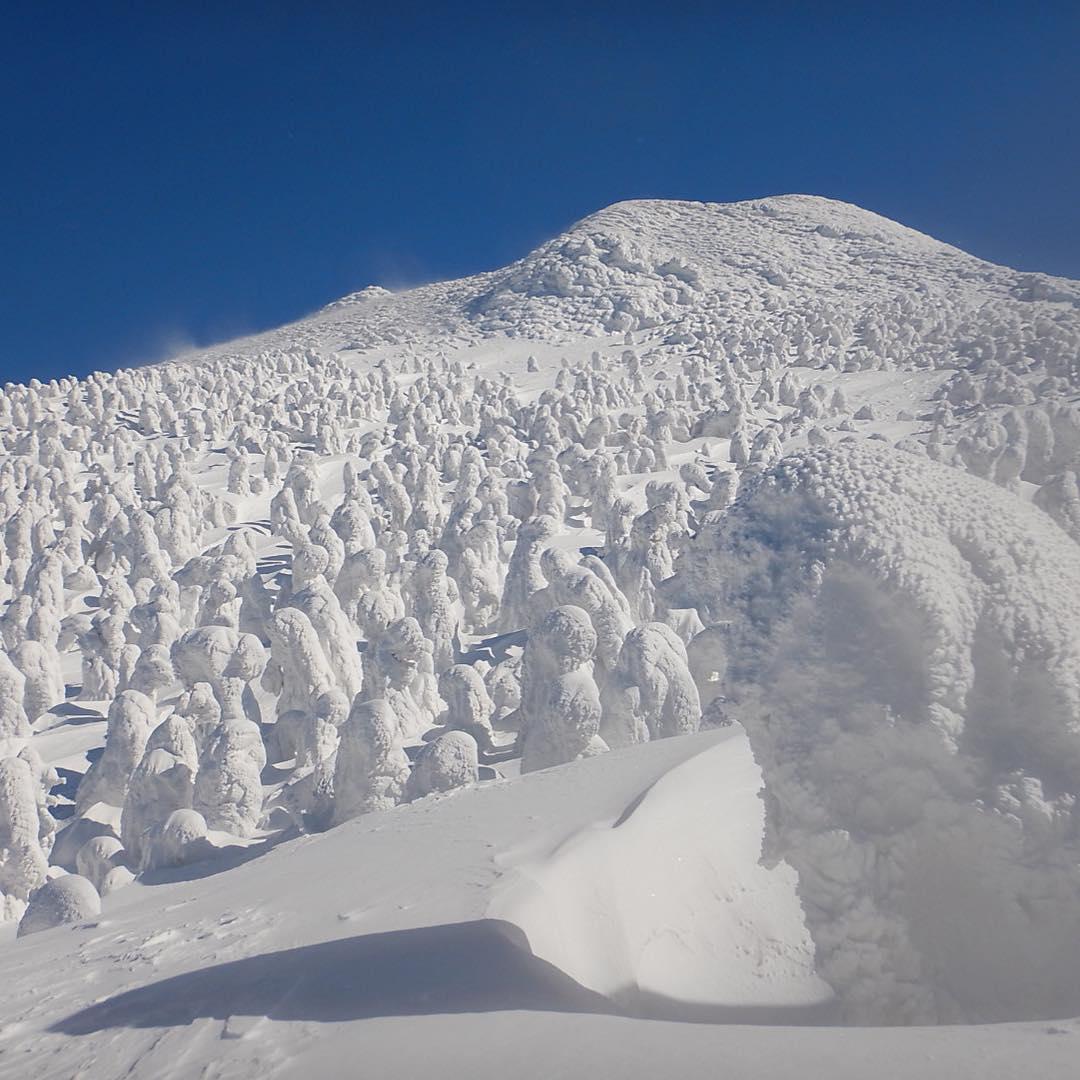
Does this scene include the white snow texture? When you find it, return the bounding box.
[2,195,1080,1078]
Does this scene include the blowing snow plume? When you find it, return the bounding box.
[670,438,1080,1025]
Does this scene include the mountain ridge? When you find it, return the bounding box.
[164,194,1080,379]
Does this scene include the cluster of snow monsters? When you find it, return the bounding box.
[1,196,1078,1023]
[0,339,726,933]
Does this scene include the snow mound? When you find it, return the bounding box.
[18,874,100,938]
[671,439,1080,1024]
[489,727,831,1019]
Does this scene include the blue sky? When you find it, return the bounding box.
[1,3,1077,384]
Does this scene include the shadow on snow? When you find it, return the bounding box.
[50,918,836,1035]
[51,920,617,1033]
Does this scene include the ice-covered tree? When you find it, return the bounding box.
[18,874,100,937]
[331,698,411,823]
[0,651,29,742]
[75,690,158,814]
[192,719,265,838]
[519,605,607,773]
[438,664,495,749]
[406,730,479,800]
[0,755,51,921]
[406,549,460,673]
[498,515,558,632]
[600,623,701,748]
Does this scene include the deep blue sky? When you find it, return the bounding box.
[2,3,1078,384]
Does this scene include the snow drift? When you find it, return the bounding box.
[489,728,830,1019]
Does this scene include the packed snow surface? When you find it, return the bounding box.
[2,194,1080,1077]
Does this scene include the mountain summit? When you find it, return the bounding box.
[193,195,1080,368]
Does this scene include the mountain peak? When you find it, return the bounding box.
[215,193,1078,364]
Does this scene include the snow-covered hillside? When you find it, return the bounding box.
[2,196,1080,1078]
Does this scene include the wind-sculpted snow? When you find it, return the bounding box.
[671,439,1080,1023]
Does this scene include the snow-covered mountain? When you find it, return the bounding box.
[199,195,1080,360]
[2,196,1080,1078]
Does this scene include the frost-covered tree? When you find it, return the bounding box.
[455,520,503,633]
[192,719,265,838]
[11,746,57,860]
[75,690,158,814]
[0,755,51,921]
[438,664,495,749]
[144,808,212,871]
[130,588,183,650]
[287,578,363,702]
[532,548,632,682]
[172,626,265,725]
[74,835,128,895]
[124,643,175,702]
[600,623,701,748]
[669,439,1080,1023]
[498,515,558,632]
[268,686,341,820]
[121,744,196,869]
[406,549,460,673]
[330,493,378,555]
[519,605,607,773]
[262,608,335,724]
[0,651,30,741]
[170,682,222,754]
[331,698,411,823]
[369,616,438,739]
[1034,470,1080,545]
[406,730,479,800]
[18,874,100,937]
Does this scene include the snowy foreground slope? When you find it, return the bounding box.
[2,196,1080,1077]
[1,733,1075,1080]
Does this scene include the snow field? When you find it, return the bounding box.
[1,195,1080,1076]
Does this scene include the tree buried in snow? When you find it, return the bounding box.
[671,439,1080,1024]
[18,874,101,937]
[406,730,479,800]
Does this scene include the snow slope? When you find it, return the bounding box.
[0,731,817,1076]
[2,730,1076,1080]
[2,194,1080,1077]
